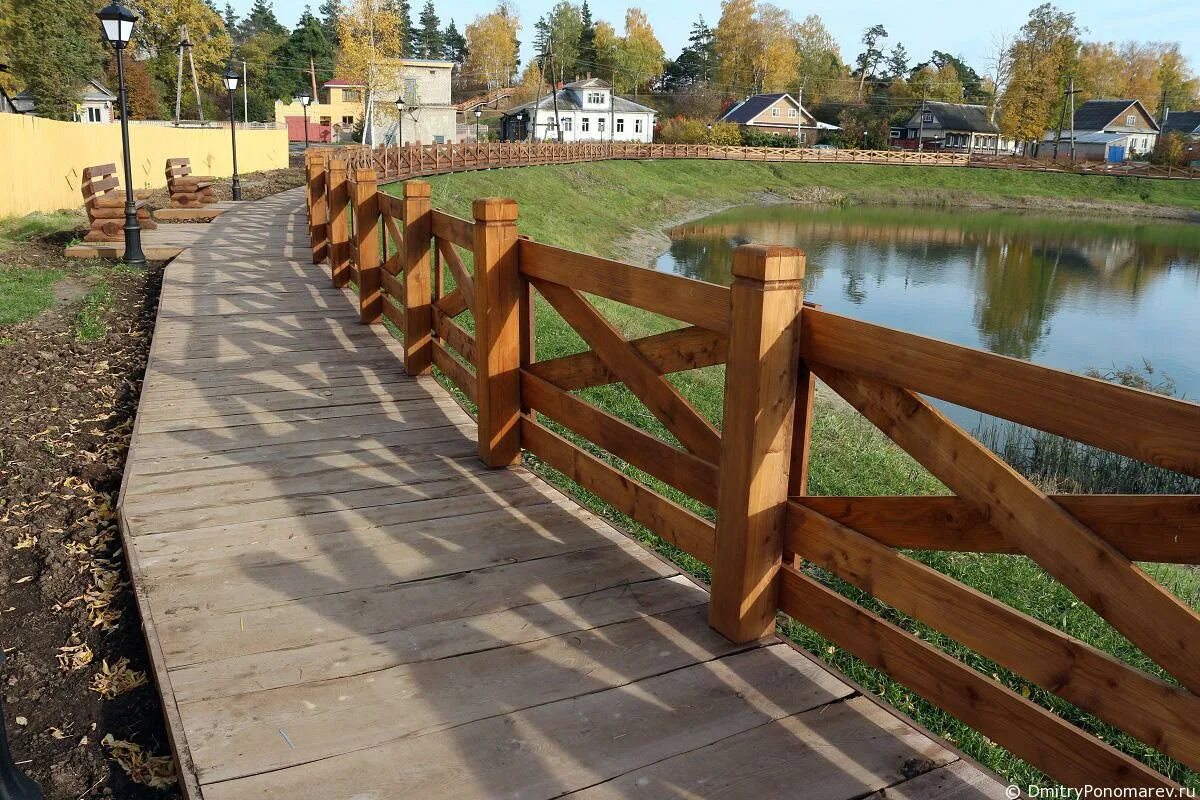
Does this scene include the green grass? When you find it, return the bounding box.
[0,266,66,324]
[0,211,83,245]
[386,162,1200,789]
[75,281,111,341]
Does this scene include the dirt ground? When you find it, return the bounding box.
[0,167,303,799]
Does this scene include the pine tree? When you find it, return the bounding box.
[318,0,341,47]
[885,44,908,80]
[414,0,444,58]
[576,0,596,75]
[238,0,288,42]
[275,8,335,97]
[223,1,239,31]
[442,19,468,63]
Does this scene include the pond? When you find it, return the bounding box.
[654,205,1200,410]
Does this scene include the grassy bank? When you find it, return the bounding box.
[398,161,1200,789]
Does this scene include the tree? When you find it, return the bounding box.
[273,8,335,100]
[133,0,232,102]
[794,14,846,105]
[998,3,1080,144]
[442,20,467,63]
[591,19,619,82]
[412,0,444,58]
[318,0,341,46]
[614,8,664,94]
[337,0,405,128]
[576,0,596,76]
[885,44,908,80]
[1077,40,1199,115]
[5,0,102,119]
[714,0,756,93]
[237,0,288,43]
[984,31,1014,122]
[751,4,798,93]
[464,1,520,90]
[534,2,583,79]
[104,52,164,119]
[661,16,714,91]
[223,3,239,31]
[853,24,888,98]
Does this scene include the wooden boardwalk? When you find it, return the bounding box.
[119,188,1008,800]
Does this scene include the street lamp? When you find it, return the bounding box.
[474,107,482,142]
[517,111,525,142]
[222,60,242,200]
[395,96,406,146]
[96,1,145,266]
[295,86,312,150]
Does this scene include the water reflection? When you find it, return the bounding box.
[656,205,1200,396]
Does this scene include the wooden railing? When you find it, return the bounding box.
[313,140,1200,182]
[303,151,1200,789]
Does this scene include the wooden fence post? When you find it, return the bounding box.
[402,180,433,375]
[353,167,381,324]
[709,244,807,643]
[472,197,522,467]
[306,153,328,264]
[327,158,350,288]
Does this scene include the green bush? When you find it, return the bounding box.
[706,122,741,146]
[740,128,800,148]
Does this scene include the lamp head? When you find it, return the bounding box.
[97,1,138,48]
[222,60,240,91]
[296,87,312,107]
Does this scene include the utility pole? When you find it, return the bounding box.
[549,43,562,142]
[916,90,927,152]
[1068,76,1076,161]
[187,31,203,122]
[242,60,248,124]
[1052,79,1080,161]
[174,31,185,125]
[310,57,318,99]
[795,84,802,147]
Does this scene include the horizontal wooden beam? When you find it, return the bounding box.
[520,417,715,565]
[526,326,727,391]
[434,287,468,319]
[778,564,1174,789]
[432,338,476,403]
[378,192,405,221]
[519,239,731,334]
[790,495,1200,564]
[801,307,1200,477]
[433,308,476,365]
[381,295,405,331]
[431,210,474,250]
[788,503,1200,771]
[522,370,719,507]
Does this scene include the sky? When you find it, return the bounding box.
[248,0,1200,79]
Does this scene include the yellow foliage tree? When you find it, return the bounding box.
[752,4,798,93]
[714,0,756,93]
[464,1,520,91]
[133,0,232,95]
[615,8,664,94]
[336,0,406,123]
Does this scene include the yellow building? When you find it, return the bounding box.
[275,80,365,142]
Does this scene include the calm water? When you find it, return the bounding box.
[655,205,1200,407]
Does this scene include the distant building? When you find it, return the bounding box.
[275,60,457,145]
[1161,110,1200,140]
[0,64,18,114]
[500,78,656,143]
[10,78,116,122]
[717,93,837,144]
[1042,99,1160,161]
[895,102,1016,153]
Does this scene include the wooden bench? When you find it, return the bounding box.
[81,163,156,242]
[166,158,217,208]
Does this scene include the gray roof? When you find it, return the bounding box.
[563,77,611,90]
[918,102,999,133]
[719,94,784,124]
[1072,99,1158,132]
[503,88,656,117]
[1163,111,1200,135]
[12,78,115,112]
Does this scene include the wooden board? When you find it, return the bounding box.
[116,186,1009,800]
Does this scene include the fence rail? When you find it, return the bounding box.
[312,140,1200,182]
[302,149,1200,789]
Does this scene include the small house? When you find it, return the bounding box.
[9,78,116,122]
[1043,99,1159,160]
[896,102,1016,153]
[716,93,836,144]
[1161,110,1200,140]
[500,78,656,143]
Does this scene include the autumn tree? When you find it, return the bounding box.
[1077,41,1199,115]
[853,24,888,98]
[714,0,756,93]
[534,2,583,79]
[104,56,163,119]
[591,19,619,81]
[6,0,103,118]
[998,3,1080,144]
[337,0,405,130]
[614,8,664,94]
[133,0,232,100]
[794,14,846,105]
[752,5,798,93]
[464,1,520,90]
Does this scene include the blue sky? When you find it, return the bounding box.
[251,0,1199,77]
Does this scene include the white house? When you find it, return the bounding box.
[10,78,116,122]
[500,78,656,143]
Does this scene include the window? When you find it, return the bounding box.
[85,106,103,122]
[581,117,590,132]
[597,117,605,133]
[634,119,642,134]
[319,116,332,126]
[342,116,354,125]
[561,117,572,131]
[922,111,933,124]
[434,135,445,144]
[890,129,900,138]
[799,132,806,144]
[771,107,780,117]
[788,108,797,117]
[1126,114,1136,126]
[588,91,605,105]
[616,117,625,133]
[343,89,362,102]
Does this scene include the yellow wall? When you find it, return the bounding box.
[0,114,290,217]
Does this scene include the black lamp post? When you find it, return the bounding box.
[395,96,406,146]
[517,111,525,142]
[0,652,42,799]
[296,87,312,150]
[222,60,242,200]
[96,1,145,266]
[474,107,482,142]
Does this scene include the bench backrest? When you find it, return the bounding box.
[81,163,121,209]
[166,158,193,181]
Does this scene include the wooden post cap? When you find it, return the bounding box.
[732,244,806,282]
[353,167,378,181]
[473,197,519,223]
[404,180,431,198]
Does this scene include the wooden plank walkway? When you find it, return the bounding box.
[118,187,1010,800]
